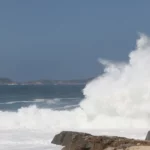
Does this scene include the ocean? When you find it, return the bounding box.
[0,85,85,150]
[1,34,150,150]
[0,85,83,111]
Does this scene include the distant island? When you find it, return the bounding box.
[0,77,94,85]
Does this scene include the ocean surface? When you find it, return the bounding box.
[1,34,150,150]
[0,85,85,150]
[0,85,84,111]
[0,84,148,150]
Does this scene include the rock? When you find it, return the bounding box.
[145,131,150,140]
[51,131,91,146]
[51,131,150,150]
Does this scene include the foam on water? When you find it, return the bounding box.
[0,98,60,105]
[80,33,150,126]
[1,34,150,149]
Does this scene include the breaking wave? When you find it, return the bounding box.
[0,34,150,134]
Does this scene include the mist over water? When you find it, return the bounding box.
[0,34,150,149]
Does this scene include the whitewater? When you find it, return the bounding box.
[1,34,150,150]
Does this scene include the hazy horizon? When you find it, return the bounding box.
[0,76,95,82]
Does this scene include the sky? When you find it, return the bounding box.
[0,0,150,81]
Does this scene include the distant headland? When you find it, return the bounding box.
[0,77,94,85]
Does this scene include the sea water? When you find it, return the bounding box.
[1,34,150,150]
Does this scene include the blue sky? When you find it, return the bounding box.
[0,1,150,81]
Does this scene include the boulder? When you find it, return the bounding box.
[51,131,92,150]
[51,131,150,150]
[51,131,91,146]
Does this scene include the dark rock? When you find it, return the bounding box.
[145,131,150,140]
[51,131,91,146]
[51,131,150,150]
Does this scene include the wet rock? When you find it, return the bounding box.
[51,131,150,150]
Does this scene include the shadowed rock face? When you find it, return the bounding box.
[51,131,91,150]
[51,131,150,150]
[145,131,150,140]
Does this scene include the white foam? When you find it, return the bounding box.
[0,98,60,105]
[45,98,60,104]
[0,101,30,105]
[80,34,150,126]
[1,34,150,149]
[33,99,45,102]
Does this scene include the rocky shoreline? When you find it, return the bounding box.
[51,131,150,150]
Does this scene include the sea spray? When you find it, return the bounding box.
[80,33,150,127]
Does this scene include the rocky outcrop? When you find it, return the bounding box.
[51,131,150,150]
[145,131,150,140]
[51,131,91,146]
